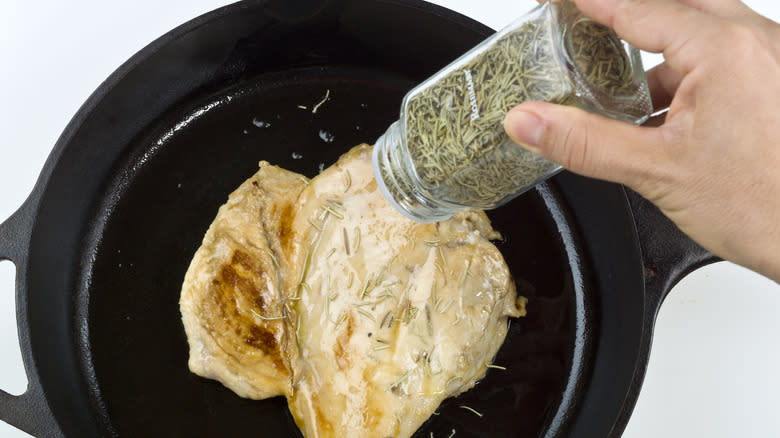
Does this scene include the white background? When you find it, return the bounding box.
[1,1,778,437]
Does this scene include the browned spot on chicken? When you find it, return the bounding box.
[333,314,355,371]
[332,339,347,371]
[231,250,258,271]
[245,324,277,352]
[243,324,287,370]
[277,202,295,249]
[345,312,356,338]
[209,265,241,319]
[210,251,267,310]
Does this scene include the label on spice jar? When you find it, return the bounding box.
[464,69,480,121]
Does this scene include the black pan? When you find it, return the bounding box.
[0,1,716,437]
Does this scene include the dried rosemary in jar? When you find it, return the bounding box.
[373,0,652,222]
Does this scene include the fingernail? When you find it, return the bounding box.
[504,110,545,153]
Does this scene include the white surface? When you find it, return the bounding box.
[1,1,778,437]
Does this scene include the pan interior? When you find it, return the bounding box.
[78,67,595,437]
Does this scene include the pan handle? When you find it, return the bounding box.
[606,188,721,438]
[0,198,63,438]
[625,188,720,310]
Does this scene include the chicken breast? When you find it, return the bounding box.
[180,145,526,437]
[284,145,525,437]
[180,162,306,399]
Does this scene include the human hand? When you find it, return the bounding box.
[504,0,780,282]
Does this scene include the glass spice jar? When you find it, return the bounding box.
[373,0,653,222]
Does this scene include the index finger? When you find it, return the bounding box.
[571,0,705,54]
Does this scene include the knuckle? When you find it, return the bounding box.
[635,127,685,199]
[728,21,758,44]
[555,115,592,173]
[658,122,685,148]
[612,0,649,32]
[721,21,765,57]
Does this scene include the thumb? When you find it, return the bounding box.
[503,101,665,188]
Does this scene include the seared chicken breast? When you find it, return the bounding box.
[180,162,306,399]
[180,145,526,437]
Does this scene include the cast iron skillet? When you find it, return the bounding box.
[0,0,716,437]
